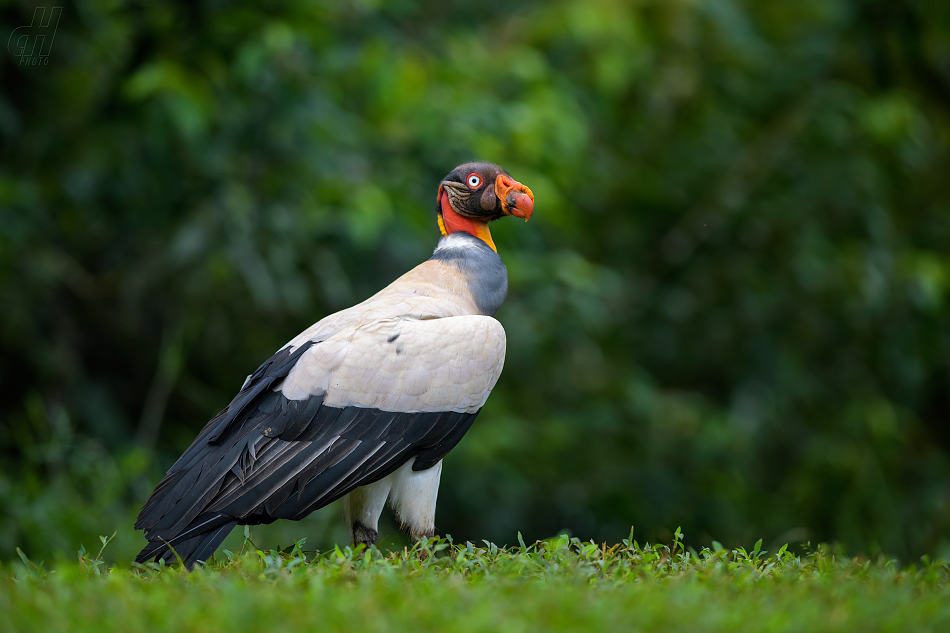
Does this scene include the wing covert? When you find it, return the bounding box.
[281,314,507,413]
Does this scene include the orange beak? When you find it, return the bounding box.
[495,174,534,221]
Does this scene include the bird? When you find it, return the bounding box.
[134,162,535,567]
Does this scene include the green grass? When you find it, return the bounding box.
[3,531,949,633]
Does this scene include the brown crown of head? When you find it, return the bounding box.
[438,161,534,222]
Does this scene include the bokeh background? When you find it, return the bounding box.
[2,0,949,564]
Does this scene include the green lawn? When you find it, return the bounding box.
[3,532,948,633]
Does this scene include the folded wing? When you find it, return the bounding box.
[135,315,505,565]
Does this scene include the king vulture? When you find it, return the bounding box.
[135,162,535,567]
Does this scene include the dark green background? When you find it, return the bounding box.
[2,0,949,563]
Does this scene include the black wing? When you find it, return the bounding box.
[134,341,478,567]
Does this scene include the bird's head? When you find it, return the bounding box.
[436,162,534,253]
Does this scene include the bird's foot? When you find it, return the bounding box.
[411,529,436,560]
[352,521,378,548]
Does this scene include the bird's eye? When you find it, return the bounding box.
[466,173,482,188]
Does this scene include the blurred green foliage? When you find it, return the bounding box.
[1,0,949,563]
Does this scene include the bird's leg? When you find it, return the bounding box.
[343,480,391,550]
[389,460,443,559]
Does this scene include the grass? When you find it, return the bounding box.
[2,530,949,633]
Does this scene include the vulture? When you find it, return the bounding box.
[135,162,535,567]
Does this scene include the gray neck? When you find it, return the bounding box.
[430,233,508,316]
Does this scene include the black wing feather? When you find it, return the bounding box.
[203,342,317,444]
[414,412,478,471]
[136,340,482,568]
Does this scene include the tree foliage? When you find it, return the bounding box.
[1,0,949,561]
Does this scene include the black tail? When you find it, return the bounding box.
[134,343,318,569]
[135,513,237,569]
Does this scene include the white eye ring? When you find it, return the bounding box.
[467,174,482,188]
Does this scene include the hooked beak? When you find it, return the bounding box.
[495,174,534,221]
